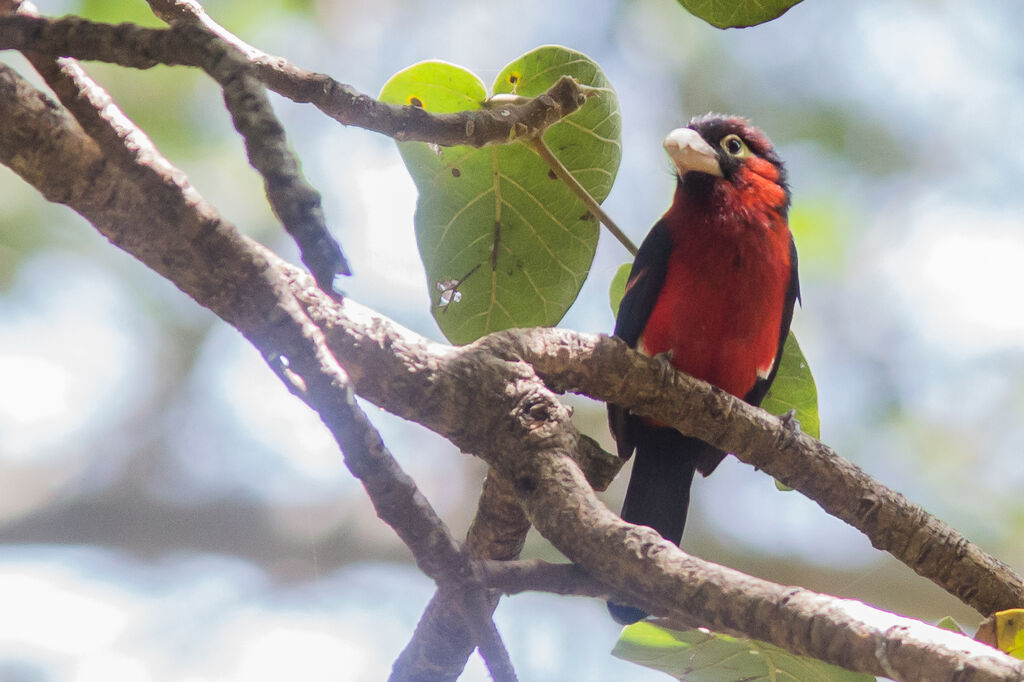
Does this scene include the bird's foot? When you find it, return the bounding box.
[652,349,676,384]
[779,408,802,435]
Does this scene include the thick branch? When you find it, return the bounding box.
[283,290,1024,678]
[292,289,1024,619]
[497,327,1024,618]
[410,341,1021,680]
[481,559,605,599]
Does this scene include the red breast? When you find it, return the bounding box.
[638,164,793,399]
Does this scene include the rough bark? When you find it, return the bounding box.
[390,475,531,682]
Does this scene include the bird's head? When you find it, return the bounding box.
[663,114,790,218]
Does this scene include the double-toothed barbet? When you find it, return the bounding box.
[607,115,799,624]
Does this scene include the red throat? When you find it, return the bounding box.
[637,171,792,399]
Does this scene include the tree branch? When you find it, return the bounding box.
[292,288,1024,619]
[268,348,517,682]
[391,474,531,682]
[0,0,148,172]
[481,559,605,599]
[497,327,1024,618]
[0,12,589,150]
[147,0,593,147]
[285,287,1024,679]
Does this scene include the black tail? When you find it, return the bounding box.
[607,429,702,625]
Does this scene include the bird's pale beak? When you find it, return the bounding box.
[663,128,723,178]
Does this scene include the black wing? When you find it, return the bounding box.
[608,219,674,459]
[613,219,674,344]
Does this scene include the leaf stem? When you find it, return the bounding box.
[528,137,637,256]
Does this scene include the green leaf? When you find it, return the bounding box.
[762,331,819,440]
[995,609,1024,660]
[78,0,165,25]
[380,46,621,344]
[609,262,632,317]
[761,331,817,491]
[613,622,875,681]
[788,200,847,278]
[935,616,965,635]
[677,0,803,28]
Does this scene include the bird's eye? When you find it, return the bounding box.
[721,134,747,157]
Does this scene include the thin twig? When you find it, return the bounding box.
[528,136,637,256]
[391,473,531,681]
[480,559,605,598]
[153,4,595,149]
[148,0,260,58]
[268,348,518,682]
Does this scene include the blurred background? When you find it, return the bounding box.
[2,0,1024,679]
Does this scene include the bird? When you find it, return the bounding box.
[606,114,800,624]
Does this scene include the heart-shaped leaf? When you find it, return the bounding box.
[380,46,621,344]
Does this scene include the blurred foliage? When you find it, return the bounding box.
[78,0,165,26]
[976,609,1024,660]
[613,621,874,681]
[77,63,208,158]
[935,615,966,634]
[609,262,631,318]
[785,105,908,176]
[787,199,847,278]
[380,46,621,344]
[75,0,316,29]
[678,0,803,29]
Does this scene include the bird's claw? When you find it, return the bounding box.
[779,409,801,434]
[652,349,676,383]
